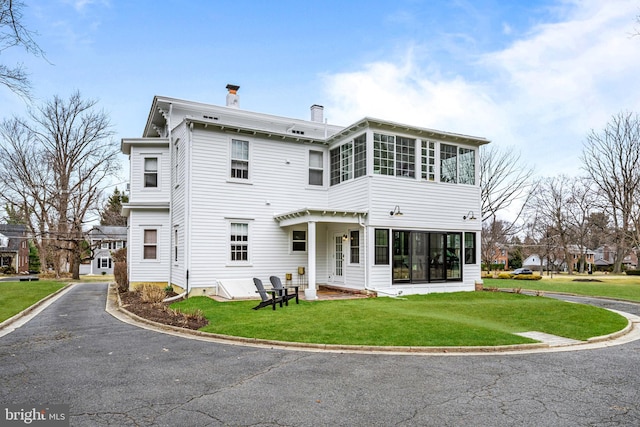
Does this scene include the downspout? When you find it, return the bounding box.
[185,121,194,298]
[168,103,173,291]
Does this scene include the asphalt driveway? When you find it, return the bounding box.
[2,282,640,426]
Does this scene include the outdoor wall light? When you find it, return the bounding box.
[342,234,349,241]
[463,211,477,220]
[389,205,403,216]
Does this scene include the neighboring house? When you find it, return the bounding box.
[0,224,29,274]
[566,245,595,271]
[87,226,127,275]
[121,85,489,298]
[491,244,509,270]
[594,245,638,271]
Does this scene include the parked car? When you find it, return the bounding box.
[511,268,533,275]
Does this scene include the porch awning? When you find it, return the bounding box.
[274,208,368,227]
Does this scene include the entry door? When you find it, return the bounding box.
[333,234,344,283]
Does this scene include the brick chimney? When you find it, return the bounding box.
[226,84,240,108]
[310,104,324,122]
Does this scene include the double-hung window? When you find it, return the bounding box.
[231,139,249,179]
[230,223,249,261]
[309,151,324,186]
[143,229,157,260]
[292,230,307,252]
[144,157,158,188]
[99,257,112,269]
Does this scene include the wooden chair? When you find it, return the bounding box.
[252,278,283,310]
[269,276,299,305]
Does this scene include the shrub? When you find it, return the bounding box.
[513,275,543,281]
[139,284,166,304]
[112,248,128,292]
[625,269,640,276]
[1,266,15,275]
[497,272,512,279]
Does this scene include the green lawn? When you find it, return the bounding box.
[484,275,640,302]
[0,280,66,322]
[171,291,627,347]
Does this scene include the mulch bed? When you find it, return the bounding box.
[119,290,208,330]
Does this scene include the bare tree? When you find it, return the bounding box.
[527,175,575,274]
[566,177,597,273]
[581,111,640,273]
[480,144,535,223]
[0,91,119,278]
[0,0,45,98]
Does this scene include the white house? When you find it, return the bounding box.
[121,85,489,299]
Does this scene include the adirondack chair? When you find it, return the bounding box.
[269,276,299,305]
[252,278,283,310]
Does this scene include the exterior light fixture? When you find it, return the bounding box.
[463,211,477,220]
[342,234,348,241]
[389,206,403,216]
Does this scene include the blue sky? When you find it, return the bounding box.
[1,0,640,183]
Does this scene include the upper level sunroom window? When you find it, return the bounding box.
[329,131,477,186]
[440,144,475,185]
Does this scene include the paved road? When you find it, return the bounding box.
[2,283,640,426]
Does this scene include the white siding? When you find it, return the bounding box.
[127,209,170,284]
[129,145,170,203]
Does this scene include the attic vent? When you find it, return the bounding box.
[203,115,218,120]
[291,129,305,135]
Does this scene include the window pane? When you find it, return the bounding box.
[373,133,394,176]
[309,169,323,186]
[440,144,457,183]
[447,233,462,280]
[396,137,415,178]
[421,140,436,181]
[341,142,353,182]
[375,229,389,264]
[143,246,157,260]
[350,230,359,264]
[309,151,323,168]
[354,134,367,178]
[144,158,158,172]
[459,148,475,185]
[465,232,476,264]
[330,148,340,186]
[144,230,157,244]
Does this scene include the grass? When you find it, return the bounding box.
[171,291,628,347]
[0,280,66,322]
[484,274,640,302]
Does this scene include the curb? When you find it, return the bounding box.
[107,283,638,355]
[0,283,74,332]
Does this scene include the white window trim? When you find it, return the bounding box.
[228,138,253,184]
[98,257,111,269]
[226,220,253,266]
[307,149,325,188]
[141,227,161,263]
[141,153,162,191]
[290,229,307,254]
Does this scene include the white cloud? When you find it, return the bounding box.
[322,0,640,178]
